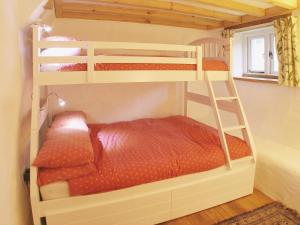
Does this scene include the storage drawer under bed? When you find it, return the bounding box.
[46,191,171,225]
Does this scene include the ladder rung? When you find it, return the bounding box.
[215,96,238,101]
[223,125,246,132]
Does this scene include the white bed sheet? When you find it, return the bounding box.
[40,181,70,200]
[255,137,300,212]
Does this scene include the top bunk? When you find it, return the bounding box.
[32,25,231,85]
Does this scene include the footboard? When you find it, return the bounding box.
[190,37,230,68]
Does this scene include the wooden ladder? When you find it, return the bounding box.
[205,72,256,169]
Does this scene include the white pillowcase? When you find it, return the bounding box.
[40,36,82,71]
[40,48,81,57]
[41,36,81,57]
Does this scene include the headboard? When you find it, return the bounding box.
[189,38,226,60]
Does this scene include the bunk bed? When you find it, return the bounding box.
[30,25,256,225]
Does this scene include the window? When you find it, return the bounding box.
[248,36,265,73]
[242,27,278,78]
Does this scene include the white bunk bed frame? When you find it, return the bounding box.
[30,25,256,225]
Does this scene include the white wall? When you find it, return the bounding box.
[0,1,33,225]
[232,32,244,77]
[48,19,219,123]
[50,18,219,44]
[19,0,55,27]
[0,1,53,225]
[237,81,300,149]
[50,83,181,123]
[235,64,300,213]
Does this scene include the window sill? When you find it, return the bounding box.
[243,73,278,79]
[233,76,278,84]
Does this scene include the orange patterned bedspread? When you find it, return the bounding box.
[56,59,228,72]
[65,116,250,196]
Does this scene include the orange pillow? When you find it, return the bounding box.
[33,129,94,168]
[51,111,88,131]
[38,163,98,186]
[45,127,89,140]
[202,59,229,71]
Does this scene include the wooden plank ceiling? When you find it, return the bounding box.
[46,0,296,30]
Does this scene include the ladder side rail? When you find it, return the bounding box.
[224,77,249,142]
[206,73,232,169]
[226,75,256,161]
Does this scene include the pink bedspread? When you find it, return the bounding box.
[65,116,250,196]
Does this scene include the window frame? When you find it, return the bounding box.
[270,33,278,75]
[242,27,278,78]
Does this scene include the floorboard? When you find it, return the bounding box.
[159,189,273,225]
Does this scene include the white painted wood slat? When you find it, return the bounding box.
[92,71,197,83]
[91,41,196,52]
[38,41,88,48]
[37,56,87,64]
[93,56,196,64]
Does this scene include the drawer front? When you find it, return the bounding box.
[171,166,255,219]
[46,191,171,225]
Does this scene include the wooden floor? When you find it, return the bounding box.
[159,189,273,225]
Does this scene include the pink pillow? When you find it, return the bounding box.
[33,129,94,168]
[51,111,88,131]
[38,163,98,186]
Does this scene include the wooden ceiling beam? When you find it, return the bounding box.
[58,2,224,28]
[190,0,266,17]
[59,10,213,30]
[264,0,297,9]
[54,0,294,30]
[224,6,292,29]
[61,0,241,23]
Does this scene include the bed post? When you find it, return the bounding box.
[87,42,94,83]
[229,37,233,73]
[184,48,194,116]
[30,25,42,225]
[196,46,202,80]
[184,81,188,116]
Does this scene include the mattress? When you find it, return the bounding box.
[255,137,300,213]
[39,116,250,200]
[40,181,69,200]
[40,59,229,72]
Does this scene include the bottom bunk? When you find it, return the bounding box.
[33,112,255,225]
[41,159,254,225]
